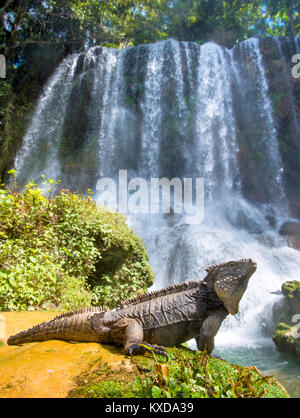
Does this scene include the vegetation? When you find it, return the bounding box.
[0,172,153,311]
[68,347,289,398]
[264,0,299,37]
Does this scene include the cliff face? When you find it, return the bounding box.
[231,37,300,218]
[0,43,75,184]
[260,37,300,218]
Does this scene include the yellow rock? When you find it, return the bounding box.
[0,312,132,398]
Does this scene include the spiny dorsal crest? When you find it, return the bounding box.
[205,259,251,276]
[117,280,204,308]
[52,306,107,321]
[205,264,218,273]
[20,307,106,332]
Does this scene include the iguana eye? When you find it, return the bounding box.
[229,263,234,267]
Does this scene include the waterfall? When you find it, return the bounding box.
[194,42,239,195]
[140,41,165,178]
[243,39,285,197]
[14,38,300,348]
[15,54,80,185]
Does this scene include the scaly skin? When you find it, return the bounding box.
[7,259,257,358]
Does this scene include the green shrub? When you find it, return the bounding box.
[0,174,153,311]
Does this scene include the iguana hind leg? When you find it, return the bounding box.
[111,318,168,360]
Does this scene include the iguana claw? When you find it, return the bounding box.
[139,342,169,361]
[153,345,169,361]
[127,342,168,360]
[127,344,138,356]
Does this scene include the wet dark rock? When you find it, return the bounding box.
[279,222,300,250]
[234,210,263,234]
[265,215,277,229]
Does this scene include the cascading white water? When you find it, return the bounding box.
[194,43,239,194]
[14,38,300,349]
[237,38,286,205]
[15,54,79,184]
[88,47,118,173]
[139,41,165,178]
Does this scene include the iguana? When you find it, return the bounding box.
[7,259,257,358]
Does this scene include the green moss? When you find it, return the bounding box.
[0,177,154,311]
[282,281,300,300]
[68,347,289,399]
[276,323,293,333]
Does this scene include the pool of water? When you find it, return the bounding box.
[189,339,300,398]
[215,345,300,398]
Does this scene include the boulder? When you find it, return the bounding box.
[279,222,300,250]
[273,323,300,358]
[272,281,300,358]
[282,281,300,315]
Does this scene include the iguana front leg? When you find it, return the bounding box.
[196,310,228,355]
[111,318,168,360]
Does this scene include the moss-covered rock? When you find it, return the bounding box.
[273,323,300,358]
[273,281,300,326]
[68,347,289,399]
[272,281,300,358]
[282,281,300,314]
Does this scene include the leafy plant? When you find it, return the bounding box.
[0,173,154,311]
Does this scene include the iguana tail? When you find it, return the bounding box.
[7,307,106,345]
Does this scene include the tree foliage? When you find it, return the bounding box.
[263,0,300,37]
[1,0,299,60]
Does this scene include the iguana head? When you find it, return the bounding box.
[206,259,257,315]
